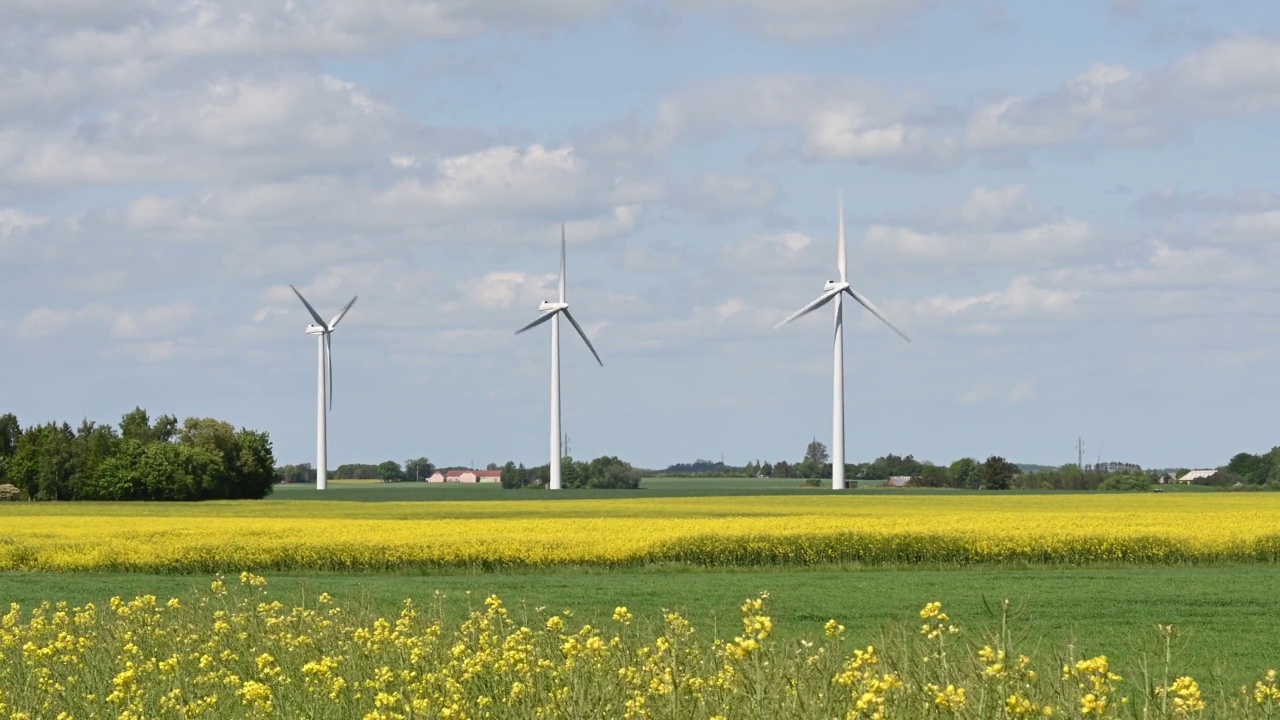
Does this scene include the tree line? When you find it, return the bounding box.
[668,438,1279,492]
[0,408,275,501]
[500,455,642,490]
[276,458,437,484]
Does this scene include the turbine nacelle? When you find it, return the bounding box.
[823,280,850,293]
[304,324,327,336]
[539,301,569,312]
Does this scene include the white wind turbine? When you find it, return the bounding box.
[515,224,603,491]
[776,193,910,490]
[290,285,358,491]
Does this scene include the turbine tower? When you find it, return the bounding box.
[776,193,911,490]
[515,224,603,490]
[290,285,358,491]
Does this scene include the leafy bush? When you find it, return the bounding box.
[1098,474,1150,492]
[0,483,20,501]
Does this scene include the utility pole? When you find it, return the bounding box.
[563,432,570,458]
[1076,437,1084,474]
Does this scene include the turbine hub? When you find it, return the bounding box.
[538,301,568,312]
[823,280,850,293]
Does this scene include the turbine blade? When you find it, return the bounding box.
[515,311,557,335]
[837,191,847,282]
[325,332,334,410]
[329,296,358,329]
[562,309,603,367]
[775,288,840,329]
[846,288,911,343]
[291,285,327,328]
[559,223,567,304]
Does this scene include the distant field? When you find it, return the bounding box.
[270,475,1195,501]
[268,475,817,501]
[2,492,1279,572]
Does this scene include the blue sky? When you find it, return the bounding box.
[4,0,1280,471]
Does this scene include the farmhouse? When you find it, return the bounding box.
[446,470,478,483]
[475,470,502,483]
[427,471,445,483]
[1178,469,1218,484]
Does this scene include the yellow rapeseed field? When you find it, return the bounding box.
[2,572,1278,719]
[1,494,1279,572]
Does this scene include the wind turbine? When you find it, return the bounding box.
[290,285,358,491]
[776,193,910,490]
[515,224,603,490]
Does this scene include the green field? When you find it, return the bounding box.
[1,565,1277,688]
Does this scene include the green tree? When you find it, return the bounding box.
[948,458,979,489]
[0,413,19,458]
[804,439,829,466]
[980,455,1018,490]
[378,461,406,483]
[404,457,435,481]
[1227,452,1271,485]
[912,463,950,488]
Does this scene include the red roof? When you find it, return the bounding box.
[475,470,502,478]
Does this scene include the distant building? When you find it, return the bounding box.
[886,476,911,488]
[427,472,446,483]
[1178,469,1217,484]
[446,470,478,483]
[475,470,502,483]
[1156,473,1179,485]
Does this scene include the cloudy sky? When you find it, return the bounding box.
[3,1,1279,471]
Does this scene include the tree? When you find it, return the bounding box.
[804,439,830,466]
[760,462,773,478]
[773,461,792,478]
[560,456,583,488]
[120,407,178,445]
[1227,452,1271,485]
[378,460,406,483]
[912,464,950,488]
[948,458,979,489]
[980,456,1018,490]
[276,463,315,484]
[0,413,19,458]
[404,458,435,481]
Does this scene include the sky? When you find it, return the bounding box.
[3,0,1280,472]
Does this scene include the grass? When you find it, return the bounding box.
[1,565,1278,688]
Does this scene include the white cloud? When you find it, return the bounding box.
[958,384,996,404]
[29,0,619,63]
[0,208,49,240]
[916,277,1080,321]
[1008,380,1036,403]
[866,219,1093,264]
[621,74,950,168]
[670,0,948,41]
[964,36,1280,152]
[678,172,778,219]
[865,185,1092,264]
[801,111,952,165]
[721,231,816,271]
[464,272,557,310]
[16,302,194,340]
